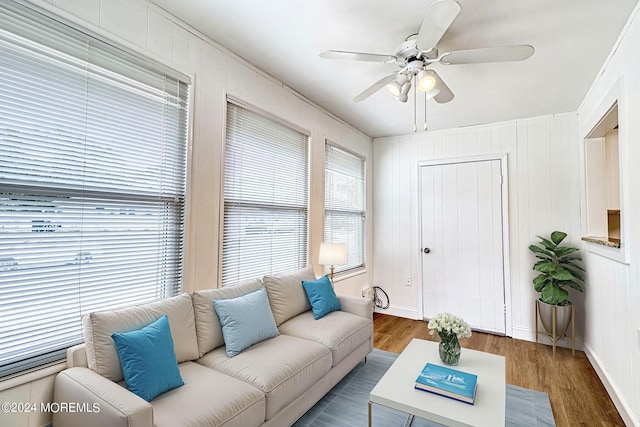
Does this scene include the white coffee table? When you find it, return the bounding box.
[368,338,506,427]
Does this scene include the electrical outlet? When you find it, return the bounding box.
[404,276,412,287]
[362,287,375,300]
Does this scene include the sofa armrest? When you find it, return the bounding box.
[338,296,374,319]
[53,367,152,427]
[66,343,88,368]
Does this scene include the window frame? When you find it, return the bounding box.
[580,77,629,264]
[323,140,366,276]
[220,98,311,286]
[0,0,190,378]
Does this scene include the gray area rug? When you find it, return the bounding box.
[294,349,555,427]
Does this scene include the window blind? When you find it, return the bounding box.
[324,142,365,273]
[0,1,189,377]
[222,102,309,285]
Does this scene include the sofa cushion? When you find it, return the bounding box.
[82,293,199,382]
[197,334,331,420]
[192,279,263,357]
[152,362,266,427]
[213,287,280,357]
[263,266,315,326]
[302,275,341,319]
[111,315,184,401]
[278,310,373,367]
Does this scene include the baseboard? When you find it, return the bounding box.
[583,344,640,427]
[374,304,419,320]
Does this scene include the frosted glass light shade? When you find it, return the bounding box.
[417,70,436,91]
[386,81,402,96]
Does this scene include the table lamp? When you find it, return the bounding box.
[318,242,347,284]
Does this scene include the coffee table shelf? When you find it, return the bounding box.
[368,338,506,427]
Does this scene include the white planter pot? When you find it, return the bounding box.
[537,299,572,341]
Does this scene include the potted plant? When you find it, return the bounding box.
[529,231,584,339]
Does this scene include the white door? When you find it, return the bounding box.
[420,158,507,334]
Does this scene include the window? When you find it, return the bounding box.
[222,102,309,285]
[585,103,620,244]
[582,78,628,263]
[0,2,189,377]
[324,142,365,274]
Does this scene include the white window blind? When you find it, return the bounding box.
[324,142,365,273]
[0,1,189,377]
[222,102,309,285]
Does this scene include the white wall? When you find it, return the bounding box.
[372,113,583,337]
[0,0,374,426]
[577,5,640,426]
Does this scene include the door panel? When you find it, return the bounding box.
[421,159,506,334]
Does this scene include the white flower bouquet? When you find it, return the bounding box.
[427,312,472,339]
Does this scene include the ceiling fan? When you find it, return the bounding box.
[320,0,534,104]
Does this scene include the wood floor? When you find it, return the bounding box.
[373,313,625,427]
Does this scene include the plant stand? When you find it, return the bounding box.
[534,300,575,357]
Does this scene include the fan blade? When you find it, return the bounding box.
[353,73,398,102]
[416,0,461,52]
[440,45,534,65]
[424,70,454,103]
[320,50,396,63]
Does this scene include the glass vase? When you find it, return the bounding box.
[438,333,461,365]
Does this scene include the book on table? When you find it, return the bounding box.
[414,362,478,404]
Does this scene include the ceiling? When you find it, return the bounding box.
[150,0,638,138]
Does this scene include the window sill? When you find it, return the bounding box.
[333,266,367,283]
[581,236,621,248]
[582,236,629,264]
[0,361,67,392]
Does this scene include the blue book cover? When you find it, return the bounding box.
[415,363,478,404]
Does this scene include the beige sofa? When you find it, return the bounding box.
[52,267,373,427]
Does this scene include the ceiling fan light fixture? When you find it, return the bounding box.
[386,80,402,96]
[386,74,410,97]
[393,80,411,102]
[400,80,411,96]
[417,69,436,91]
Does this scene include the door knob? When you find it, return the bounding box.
[423,247,431,254]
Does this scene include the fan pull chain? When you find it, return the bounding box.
[424,90,428,131]
[413,75,417,132]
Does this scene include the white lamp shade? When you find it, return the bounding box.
[417,69,436,91]
[386,74,409,97]
[386,80,402,96]
[318,243,347,266]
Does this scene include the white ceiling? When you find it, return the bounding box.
[150,0,637,138]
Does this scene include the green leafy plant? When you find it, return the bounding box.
[529,231,585,305]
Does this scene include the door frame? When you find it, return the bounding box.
[416,154,512,337]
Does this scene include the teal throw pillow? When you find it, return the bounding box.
[213,287,280,357]
[302,275,341,320]
[111,315,184,402]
